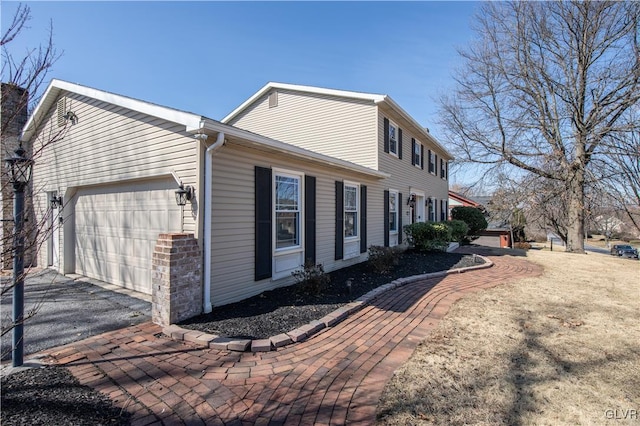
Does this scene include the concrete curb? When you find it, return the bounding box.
[163,255,493,352]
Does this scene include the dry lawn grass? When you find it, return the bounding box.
[377,249,639,425]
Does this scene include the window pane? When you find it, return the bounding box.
[275,176,298,210]
[345,212,358,237]
[389,193,396,213]
[345,186,357,210]
[390,212,397,232]
[389,125,396,141]
[276,212,299,248]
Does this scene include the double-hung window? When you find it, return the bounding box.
[388,122,398,156]
[429,151,436,174]
[413,142,422,168]
[428,197,435,221]
[344,183,359,238]
[275,173,301,249]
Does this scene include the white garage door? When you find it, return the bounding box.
[74,179,182,294]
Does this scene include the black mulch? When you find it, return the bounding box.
[1,366,131,426]
[179,250,483,339]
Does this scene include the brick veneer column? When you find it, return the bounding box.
[152,233,202,326]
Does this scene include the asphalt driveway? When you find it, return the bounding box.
[1,269,150,362]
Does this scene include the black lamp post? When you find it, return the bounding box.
[5,145,34,367]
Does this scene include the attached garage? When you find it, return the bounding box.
[74,178,182,294]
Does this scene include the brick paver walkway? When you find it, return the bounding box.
[42,251,542,425]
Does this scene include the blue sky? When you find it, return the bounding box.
[2,1,481,184]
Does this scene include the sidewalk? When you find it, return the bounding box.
[41,251,542,425]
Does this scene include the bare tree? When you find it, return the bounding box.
[439,1,640,253]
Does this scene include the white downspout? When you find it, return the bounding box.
[201,131,225,313]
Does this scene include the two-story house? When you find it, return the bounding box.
[24,79,451,314]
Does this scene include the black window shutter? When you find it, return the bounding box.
[360,185,367,253]
[428,149,433,173]
[383,118,389,153]
[383,190,390,247]
[411,138,416,166]
[398,193,403,244]
[435,154,438,175]
[335,181,344,260]
[434,198,438,222]
[446,161,449,179]
[255,166,272,281]
[305,175,316,264]
[421,145,424,169]
[398,128,403,159]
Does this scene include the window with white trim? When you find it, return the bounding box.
[389,191,398,233]
[429,151,436,174]
[275,173,301,249]
[388,122,398,156]
[344,183,359,238]
[413,142,422,168]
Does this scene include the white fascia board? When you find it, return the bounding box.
[22,79,203,141]
[200,119,389,180]
[221,81,386,124]
[377,96,454,161]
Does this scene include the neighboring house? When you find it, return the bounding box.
[448,190,484,219]
[23,79,452,313]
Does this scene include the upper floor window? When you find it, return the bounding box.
[344,183,359,238]
[388,123,398,156]
[413,141,422,168]
[275,173,301,249]
[429,150,436,174]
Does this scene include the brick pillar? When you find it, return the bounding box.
[152,233,203,326]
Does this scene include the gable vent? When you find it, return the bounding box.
[56,97,67,127]
[268,91,278,108]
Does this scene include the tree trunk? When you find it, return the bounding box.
[566,169,585,253]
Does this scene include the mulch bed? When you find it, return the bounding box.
[179,250,483,339]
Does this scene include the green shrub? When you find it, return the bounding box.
[450,206,488,237]
[404,222,452,252]
[291,261,330,296]
[368,245,400,273]
[446,220,469,242]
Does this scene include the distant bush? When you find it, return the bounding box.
[368,245,400,273]
[446,220,469,243]
[513,242,532,250]
[404,222,452,252]
[451,206,488,237]
[291,261,330,296]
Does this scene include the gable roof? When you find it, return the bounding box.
[222,82,453,160]
[21,79,388,179]
[448,191,482,208]
[22,79,205,141]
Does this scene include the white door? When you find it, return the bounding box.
[74,179,181,294]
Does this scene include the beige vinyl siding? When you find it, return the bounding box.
[376,108,449,230]
[32,92,198,270]
[228,89,379,170]
[209,143,385,307]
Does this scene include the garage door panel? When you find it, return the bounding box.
[75,179,181,294]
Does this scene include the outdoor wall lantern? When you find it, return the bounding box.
[174,184,193,207]
[407,194,416,208]
[50,195,63,209]
[5,144,34,368]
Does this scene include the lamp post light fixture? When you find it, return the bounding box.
[5,145,34,367]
